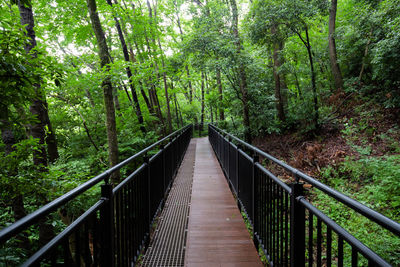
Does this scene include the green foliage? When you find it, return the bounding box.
[316,151,400,265]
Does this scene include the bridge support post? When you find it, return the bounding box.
[144,154,151,248]
[100,181,115,267]
[290,182,305,267]
[236,144,241,205]
[252,153,259,249]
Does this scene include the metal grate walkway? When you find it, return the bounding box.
[142,140,196,267]
[185,138,262,267]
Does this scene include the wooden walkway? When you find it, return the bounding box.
[185,137,262,267]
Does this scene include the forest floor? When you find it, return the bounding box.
[253,98,400,180]
[253,97,400,265]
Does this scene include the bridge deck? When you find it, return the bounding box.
[185,137,262,267]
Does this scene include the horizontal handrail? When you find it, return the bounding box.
[0,124,192,245]
[21,200,106,266]
[209,124,400,236]
[299,197,391,267]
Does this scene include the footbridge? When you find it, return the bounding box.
[0,124,399,266]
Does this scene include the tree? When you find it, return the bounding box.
[248,0,325,129]
[106,0,146,133]
[229,0,251,142]
[17,0,57,246]
[328,0,343,90]
[86,0,119,183]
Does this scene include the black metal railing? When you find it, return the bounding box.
[0,124,192,266]
[208,124,400,267]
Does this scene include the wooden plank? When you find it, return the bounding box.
[185,138,262,267]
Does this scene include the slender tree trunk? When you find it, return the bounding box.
[17,0,55,246]
[113,87,121,112]
[359,29,372,82]
[171,81,181,128]
[156,37,172,133]
[174,1,193,104]
[272,25,286,122]
[216,66,224,121]
[305,27,319,129]
[176,95,184,127]
[328,0,343,90]
[186,66,193,103]
[106,0,146,133]
[44,102,59,163]
[87,0,119,183]
[229,0,251,143]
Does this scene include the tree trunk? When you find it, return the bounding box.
[86,0,119,183]
[174,1,193,104]
[106,0,146,133]
[17,0,55,246]
[328,0,344,90]
[156,37,172,133]
[171,82,181,128]
[272,24,286,122]
[359,29,372,82]
[44,99,59,163]
[305,27,319,129]
[229,0,251,143]
[216,66,225,121]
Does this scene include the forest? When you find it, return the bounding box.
[0,0,399,265]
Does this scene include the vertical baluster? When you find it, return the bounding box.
[123,186,128,266]
[236,144,240,201]
[84,221,91,266]
[308,213,313,267]
[317,218,322,267]
[268,175,271,257]
[138,175,142,257]
[50,248,57,266]
[272,182,276,264]
[326,226,332,267]
[285,192,289,267]
[100,181,114,267]
[262,173,266,248]
[352,247,358,267]
[289,182,305,266]
[129,180,134,264]
[276,183,280,264]
[275,183,279,264]
[338,236,343,267]
[267,177,271,261]
[252,154,258,244]
[63,238,72,266]
[115,193,121,267]
[93,215,99,267]
[75,229,81,266]
[135,178,139,259]
[280,188,284,266]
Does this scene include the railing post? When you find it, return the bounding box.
[252,152,259,248]
[290,182,305,267]
[236,144,241,201]
[160,144,166,197]
[227,136,231,179]
[100,179,114,267]
[144,154,151,247]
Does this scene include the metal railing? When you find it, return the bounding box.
[0,124,192,266]
[208,124,400,267]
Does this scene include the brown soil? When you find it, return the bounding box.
[253,100,400,180]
